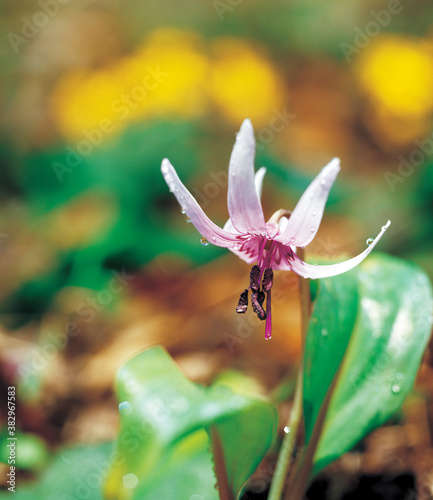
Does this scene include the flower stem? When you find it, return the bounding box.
[283,367,341,500]
[268,248,311,500]
[210,426,233,500]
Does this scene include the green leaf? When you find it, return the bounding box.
[104,346,277,500]
[304,254,432,475]
[303,271,359,443]
[0,442,113,500]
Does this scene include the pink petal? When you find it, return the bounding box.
[284,220,391,279]
[227,120,267,235]
[277,158,340,248]
[223,219,261,263]
[223,167,267,234]
[161,159,242,247]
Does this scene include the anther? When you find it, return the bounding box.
[262,268,274,292]
[250,265,261,291]
[251,289,266,321]
[236,289,248,314]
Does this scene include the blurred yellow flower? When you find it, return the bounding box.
[356,35,433,146]
[51,28,209,141]
[357,35,433,118]
[51,68,125,140]
[209,38,285,128]
[133,28,209,119]
[51,29,285,141]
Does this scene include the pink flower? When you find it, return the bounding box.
[161,119,390,339]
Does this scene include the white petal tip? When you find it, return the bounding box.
[325,157,341,172]
[161,158,171,170]
[239,118,254,136]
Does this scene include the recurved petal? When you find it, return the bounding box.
[277,158,340,248]
[284,220,391,279]
[227,119,267,235]
[161,159,242,247]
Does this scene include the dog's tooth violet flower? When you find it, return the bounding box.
[161,119,390,339]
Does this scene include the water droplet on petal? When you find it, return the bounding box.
[320,179,326,186]
[232,243,240,251]
[366,238,374,246]
[310,227,315,233]
[200,237,209,246]
[181,209,191,223]
[312,211,317,216]
[212,236,216,242]
[119,401,133,416]
[283,426,291,434]
[391,384,401,394]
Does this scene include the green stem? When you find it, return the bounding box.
[284,365,342,500]
[268,249,311,500]
[268,363,304,500]
[210,426,233,500]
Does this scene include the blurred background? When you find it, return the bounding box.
[0,0,433,497]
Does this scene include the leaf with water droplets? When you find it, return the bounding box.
[105,347,277,500]
[304,254,433,476]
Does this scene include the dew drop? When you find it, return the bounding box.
[366,238,374,246]
[200,237,209,246]
[123,473,139,489]
[321,328,328,337]
[372,329,380,339]
[310,227,315,233]
[312,211,317,216]
[212,236,216,242]
[181,209,191,223]
[320,179,326,186]
[232,243,240,251]
[283,426,291,434]
[391,384,401,394]
[118,401,133,416]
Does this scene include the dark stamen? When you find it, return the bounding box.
[262,268,274,292]
[250,265,261,291]
[236,289,249,314]
[251,289,266,320]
